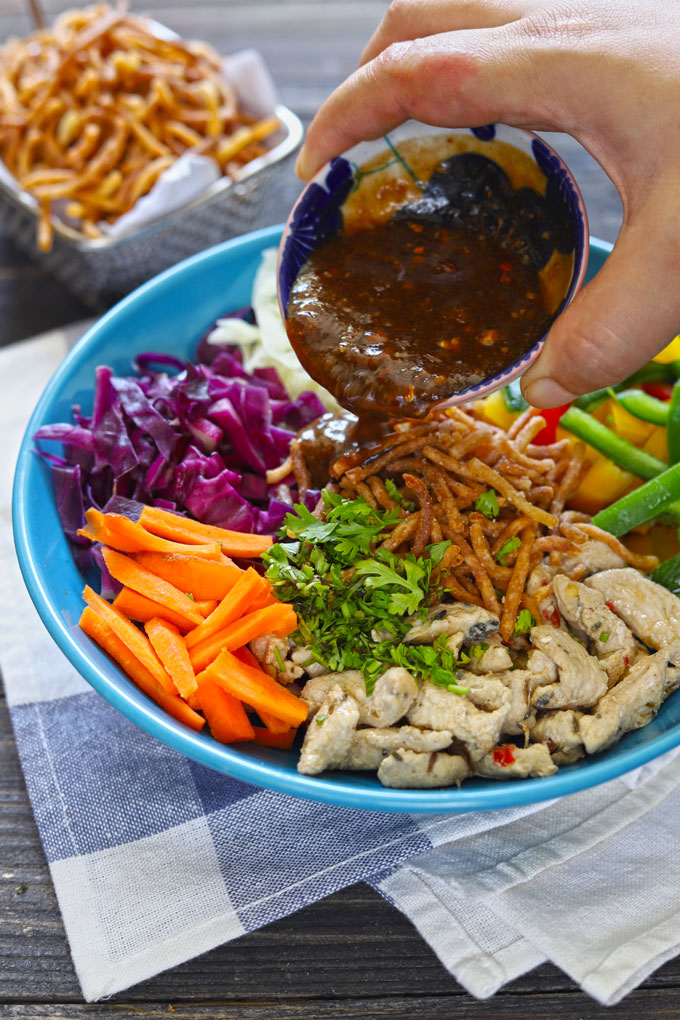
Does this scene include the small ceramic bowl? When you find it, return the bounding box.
[277,121,588,408]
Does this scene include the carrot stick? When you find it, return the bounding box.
[139,504,273,557]
[258,711,294,734]
[252,727,297,750]
[195,672,255,743]
[247,590,278,612]
[233,648,293,733]
[102,547,204,628]
[144,618,198,703]
[79,607,204,731]
[195,599,218,617]
[188,604,297,673]
[78,508,223,559]
[204,649,309,728]
[233,646,262,670]
[135,551,242,601]
[185,567,268,650]
[113,587,193,634]
[82,585,178,694]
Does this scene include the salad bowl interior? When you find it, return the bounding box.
[14,225,680,813]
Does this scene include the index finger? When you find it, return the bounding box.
[359,0,525,66]
[296,24,554,180]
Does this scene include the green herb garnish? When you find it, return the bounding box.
[497,536,522,566]
[599,631,611,643]
[384,478,403,505]
[263,493,470,697]
[475,489,499,519]
[514,609,535,636]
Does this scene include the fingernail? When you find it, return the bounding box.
[522,377,576,409]
[295,148,311,181]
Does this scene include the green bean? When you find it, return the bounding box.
[615,389,669,426]
[592,463,680,536]
[651,553,680,595]
[502,380,529,413]
[667,382,680,465]
[559,407,667,480]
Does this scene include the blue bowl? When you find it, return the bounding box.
[13,226,680,813]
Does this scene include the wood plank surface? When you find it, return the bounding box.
[0,2,663,1018]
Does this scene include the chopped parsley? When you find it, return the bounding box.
[384,478,402,505]
[475,489,499,519]
[514,609,536,636]
[263,493,469,697]
[599,631,611,643]
[497,535,522,566]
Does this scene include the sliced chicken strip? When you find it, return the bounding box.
[465,634,513,675]
[301,667,418,728]
[341,726,453,770]
[552,574,637,685]
[364,668,419,727]
[579,643,680,754]
[526,561,564,630]
[531,710,583,754]
[561,539,625,577]
[405,603,499,646]
[378,749,469,788]
[586,569,680,650]
[290,646,327,678]
[297,684,360,775]
[526,648,558,692]
[474,743,557,779]
[530,626,608,710]
[250,635,304,684]
[408,679,510,761]
[552,747,585,766]
[527,562,556,593]
[498,670,535,735]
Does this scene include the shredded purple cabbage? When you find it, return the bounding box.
[34,313,325,552]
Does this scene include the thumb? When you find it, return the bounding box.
[521,205,680,408]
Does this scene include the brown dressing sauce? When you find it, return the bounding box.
[286,143,576,469]
[296,410,393,488]
[286,217,553,419]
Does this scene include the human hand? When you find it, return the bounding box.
[295,0,680,407]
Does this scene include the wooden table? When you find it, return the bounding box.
[3,3,678,1017]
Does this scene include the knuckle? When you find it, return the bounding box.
[384,0,415,28]
[373,38,418,78]
[515,4,593,49]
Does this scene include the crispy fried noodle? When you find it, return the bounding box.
[0,3,281,249]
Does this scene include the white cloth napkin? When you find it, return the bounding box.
[3,324,680,1005]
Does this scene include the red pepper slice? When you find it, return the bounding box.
[493,744,516,766]
[532,404,571,445]
[542,605,561,628]
[642,382,673,401]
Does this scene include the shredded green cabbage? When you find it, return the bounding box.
[205,248,342,411]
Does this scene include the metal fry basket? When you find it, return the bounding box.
[0,104,303,310]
